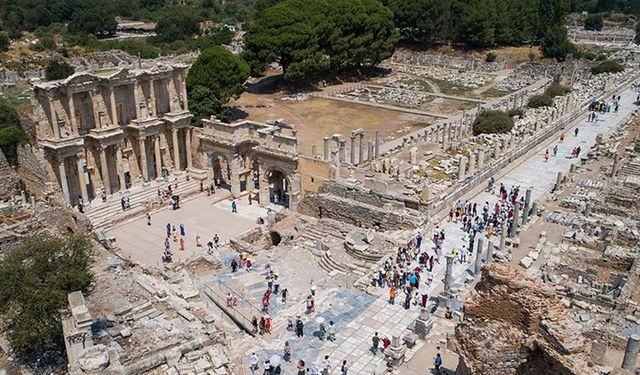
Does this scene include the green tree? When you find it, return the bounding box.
[186,47,249,123]
[527,94,554,108]
[541,24,576,60]
[154,8,201,43]
[472,110,514,135]
[591,60,624,75]
[0,32,10,52]
[0,101,27,164]
[456,0,496,48]
[0,234,94,353]
[584,14,603,31]
[385,0,452,44]
[69,8,117,37]
[635,21,640,45]
[45,58,75,81]
[245,0,398,81]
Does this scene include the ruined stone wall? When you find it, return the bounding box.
[297,192,421,231]
[15,144,52,198]
[0,149,18,201]
[318,180,424,213]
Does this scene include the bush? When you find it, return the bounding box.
[591,60,625,75]
[45,58,75,81]
[508,108,524,118]
[544,82,571,98]
[472,110,514,135]
[485,52,497,62]
[527,94,554,108]
[584,14,603,31]
[0,32,9,52]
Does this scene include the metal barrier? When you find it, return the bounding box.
[204,280,263,336]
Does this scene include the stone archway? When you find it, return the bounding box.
[264,167,291,208]
[208,152,232,191]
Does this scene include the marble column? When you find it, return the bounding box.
[148,79,156,117]
[523,188,532,223]
[230,157,241,196]
[58,158,71,204]
[468,152,476,175]
[486,240,493,264]
[350,135,356,165]
[477,150,485,169]
[338,140,346,163]
[139,137,149,182]
[323,137,330,161]
[374,131,380,158]
[167,79,177,113]
[368,141,374,161]
[89,91,100,129]
[100,146,111,194]
[474,237,484,274]
[48,95,60,138]
[133,82,142,120]
[555,172,563,191]
[180,73,188,110]
[76,154,88,203]
[172,128,180,171]
[68,93,77,135]
[512,202,520,237]
[185,128,193,169]
[109,87,118,126]
[358,133,364,165]
[622,335,640,370]
[458,156,466,180]
[444,255,454,292]
[154,135,162,179]
[115,145,124,188]
[500,223,506,253]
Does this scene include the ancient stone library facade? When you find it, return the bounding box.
[32,65,192,205]
[31,64,304,209]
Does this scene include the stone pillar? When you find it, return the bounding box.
[172,128,180,171]
[58,158,71,204]
[612,154,620,177]
[68,93,77,135]
[76,154,88,203]
[414,308,434,338]
[323,137,330,161]
[622,335,640,370]
[441,125,446,145]
[115,145,124,188]
[444,255,454,292]
[555,172,563,191]
[338,140,346,163]
[468,152,476,175]
[500,224,506,253]
[180,73,188,110]
[154,135,162,179]
[185,128,193,169]
[368,141,374,161]
[477,150,485,169]
[99,146,111,194]
[486,240,493,264]
[133,82,142,120]
[512,202,520,237]
[230,158,241,197]
[88,91,101,129]
[167,78,178,113]
[374,131,380,158]
[458,156,466,180]
[139,137,149,182]
[148,79,156,117]
[358,133,365,165]
[350,135,356,165]
[109,87,118,126]
[474,237,484,274]
[48,95,61,138]
[523,188,532,223]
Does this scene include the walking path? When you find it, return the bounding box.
[319,95,450,119]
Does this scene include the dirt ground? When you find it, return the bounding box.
[231,93,433,156]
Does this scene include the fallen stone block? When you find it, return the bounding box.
[519,256,533,269]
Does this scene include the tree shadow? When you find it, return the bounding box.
[429,367,455,374]
[227,107,249,121]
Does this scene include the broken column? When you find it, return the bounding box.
[444,255,454,292]
[512,202,520,237]
[414,308,434,338]
[368,141,374,161]
[323,137,330,161]
[474,237,484,274]
[338,140,346,163]
[358,132,365,165]
[622,335,640,370]
[384,335,407,365]
[374,131,380,158]
[486,240,493,263]
[612,154,620,177]
[477,150,485,169]
[458,156,467,180]
[555,172,563,191]
[522,188,532,223]
[468,152,476,175]
[500,224,506,253]
[409,147,417,165]
[350,134,356,165]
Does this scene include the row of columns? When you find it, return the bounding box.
[322,130,380,165]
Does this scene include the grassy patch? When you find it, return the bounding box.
[481,87,511,98]
[429,77,473,96]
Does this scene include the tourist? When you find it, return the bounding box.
[287,318,293,332]
[296,360,306,375]
[319,322,326,341]
[389,286,396,305]
[172,226,177,242]
[295,316,304,337]
[262,291,271,312]
[327,321,336,341]
[259,316,266,335]
[273,275,280,294]
[179,223,185,236]
[574,127,579,137]
[283,341,291,362]
[434,352,443,373]
[214,234,220,246]
[231,259,238,272]
[340,360,348,375]
[371,332,380,354]
[320,355,330,375]
[195,234,201,247]
[264,315,272,334]
[281,288,288,303]
[249,194,252,205]
[249,352,259,373]
[553,145,558,156]
[310,280,317,296]
[166,223,171,237]
[179,237,185,251]
[305,294,315,314]
[544,149,549,162]
[251,316,258,334]
[560,132,565,143]
[232,199,238,213]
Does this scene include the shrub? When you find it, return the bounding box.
[485,52,497,63]
[591,60,624,75]
[544,82,571,98]
[584,14,603,31]
[527,94,554,108]
[0,32,9,52]
[472,110,514,135]
[45,58,75,81]
[508,108,524,118]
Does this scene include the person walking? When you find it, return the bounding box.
[231,199,238,213]
[296,360,306,375]
[574,127,579,137]
[434,352,443,373]
[560,132,565,143]
[389,286,396,305]
[166,223,171,237]
[179,223,186,236]
[146,213,151,226]
[340,360,348,375]
[320,355,330,375]
[371,332,380,355]
[281,288,288,303]
[295,316,304,337]
[283,341,292,362]
[327,320,336,341]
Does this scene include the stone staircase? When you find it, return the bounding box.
[84,174,201,231]
[618,161,640,177]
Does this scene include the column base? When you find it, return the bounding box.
[186,167,208,181]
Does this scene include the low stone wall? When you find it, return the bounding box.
[0,149,17,201]
[16,144,51,198]
[319,180,424,213]
[298,192,422,231]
